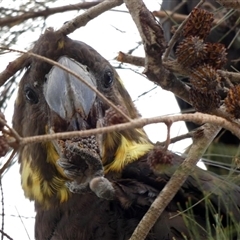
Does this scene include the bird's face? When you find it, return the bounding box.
[13,33,129,136]
[12,29,152,207]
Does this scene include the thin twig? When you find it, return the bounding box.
[19,112,240,146]
[0,47,132,123]
[153,10,225,27]
[116,52,193,81]
[0,1,103,28]
[0,230,13,240]
[117,51,145,66]
[0,214,34,219]
[158,131,194,146]
[124,0,191,105]
[216,0,240,9]
[58,0,123,35]
[159,0,188,24]
[218,69,240,83]
[15,207,31,240]
[0,180,3,240]
[0,0,123,88]
[0,150,17,176]
[0,117,21,142]
[163,121,172,150]
[0,54,28,87]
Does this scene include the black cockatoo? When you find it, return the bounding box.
[12,29,240,239]
[160,0,240,174]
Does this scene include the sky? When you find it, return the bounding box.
[0,1,194,239]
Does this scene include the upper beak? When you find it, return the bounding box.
[44,56,97,121]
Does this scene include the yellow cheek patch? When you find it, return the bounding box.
[104,133,153,173]
[58,39,65,49]
[20,145,70,208]
[45,141,68,178]
[21,159,44,202]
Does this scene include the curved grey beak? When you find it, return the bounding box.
[44,56,97,120]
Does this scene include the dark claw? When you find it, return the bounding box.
[57,157,88,181]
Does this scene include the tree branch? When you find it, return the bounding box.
[58,0,123,35]
[216,0,240,9]
[129,123,221,240]
[18,112,240,146]
[121,0,236,238]
[117,51,145,66]
[0,47,131,123]
[0,0,124,88]
[116,52,190,77]
[0,54,28,87]
[124,0,190,104]
[153,10,225,28]
[0,1,103,28]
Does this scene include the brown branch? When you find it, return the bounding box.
[164,121,172,150]
[0,230,13,240]
[153,10,224,27]
[218,69,240,83]
[0,150,16,176]
[0,54,28,87]
[116,55,240,122]
[160,0,187,24]
[154,10,188,24]
[216,0,240,9]
[120,0,232,238]
[19,113,240,146]
[115,53,240,124]
[58,0,124,35]
[116,52,190,78]
[14,207,31,240]
[0,116,21,142]
[129,124,221,240]
[158,131,194,146]
[117,51,145,66]
[123,0,190,105]
[0,0,124,88]
[116,52,240,122]
[0,179,3,240]
[0,47,131,123]
[0,1,103,28]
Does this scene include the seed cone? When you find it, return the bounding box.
[176,36,207,67]
[183,8,214,39]
[225,85,240,118]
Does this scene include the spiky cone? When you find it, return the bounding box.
[176,36,207,68]
[183,8,214,39]
[189,88,221,113]
[225,85,240,118]
[104,105,128,125]
[190,64,221,92]
[57,136,101,158]
[205,43,227,69]
[147,144,174,173]
[216,0,240,9]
